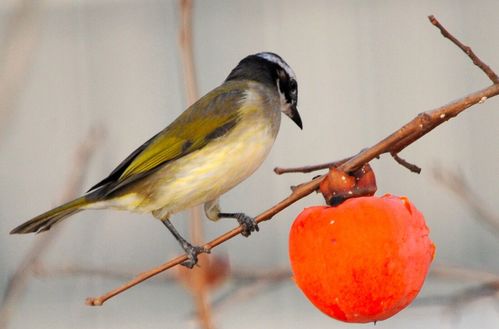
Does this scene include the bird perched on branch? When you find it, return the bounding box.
[11,52,302,268]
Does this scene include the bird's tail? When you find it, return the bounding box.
[10,196,90,234]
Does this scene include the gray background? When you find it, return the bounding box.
[1,0,498,328]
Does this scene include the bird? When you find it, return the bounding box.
[10,52,302,268]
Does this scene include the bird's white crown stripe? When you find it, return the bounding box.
[256,52,296,80]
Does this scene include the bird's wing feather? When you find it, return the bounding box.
[87,82,247,195]
[87,131,161,192]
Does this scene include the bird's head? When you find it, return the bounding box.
[225,52,302,129]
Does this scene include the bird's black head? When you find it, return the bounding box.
[226,52,302,129]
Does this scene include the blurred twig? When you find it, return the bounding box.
[0,0,41,138]
[179,0,198,105]
[418,282,499,308]
[0,127,104,329]
[210,267,290,316]
[86,15,499,306]
[416,165,499,315]
[178,1,215,329]
[33,262,282,287]
[433,167,499,235]
[424,168,499,316]
[431,264,499,283]
[418,264,499,316]
[32,263,174,283]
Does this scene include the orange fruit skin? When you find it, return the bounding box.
[289,195,435,323]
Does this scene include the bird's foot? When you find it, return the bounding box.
[218,212,259,237]
[180,242,210,269]
[235,213,259,237]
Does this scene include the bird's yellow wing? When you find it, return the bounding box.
[88,82,247,195]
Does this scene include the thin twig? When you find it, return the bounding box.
[85,15,499,306]
[0,0,40,138]
[391,152,421,173]
[428,15,499,84]
[0,127,104,329]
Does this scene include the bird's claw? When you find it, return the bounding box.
[181,243,210,269]
[236,214,259,237]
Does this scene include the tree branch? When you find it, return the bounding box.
[428,15,499,84]
[85,15,499,306]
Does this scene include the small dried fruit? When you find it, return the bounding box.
[320,163,377,206]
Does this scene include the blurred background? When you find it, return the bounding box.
[1,0,499,328]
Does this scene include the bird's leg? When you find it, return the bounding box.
[160,219,209,268]
[204,199,259,237]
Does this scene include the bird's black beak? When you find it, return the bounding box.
[285,103,303,129]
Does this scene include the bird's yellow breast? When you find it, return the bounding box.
[105,82,281,218]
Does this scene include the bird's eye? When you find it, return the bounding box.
[289,79,297,95]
